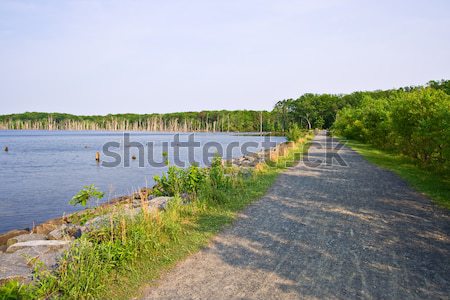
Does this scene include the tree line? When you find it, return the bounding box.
[1,80,449,171]
[0,110,282,133]
[332,80,450,171]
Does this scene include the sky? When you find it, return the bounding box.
[0,0,449,115]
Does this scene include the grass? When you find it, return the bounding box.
[344,139,450,209]
[1,136,312,300]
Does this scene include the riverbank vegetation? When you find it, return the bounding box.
[0,111,279,132]
[1,80,448,136]
[0,135,312,299]
[332,86,450,172]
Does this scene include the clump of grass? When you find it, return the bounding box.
[2,136,312,300]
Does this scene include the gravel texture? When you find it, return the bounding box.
[142,133,450,299]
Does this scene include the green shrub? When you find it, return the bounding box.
[184,163,206,197]
[69,184,104,207]
[153,166,185,197]
[153,156,233,202]
[285,124,302,142]
[333,88,450,171]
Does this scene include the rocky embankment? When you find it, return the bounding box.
[0,192,173,284]
[0,140,298,284]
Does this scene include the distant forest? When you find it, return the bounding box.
[0,80,448,134]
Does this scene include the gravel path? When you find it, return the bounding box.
[142,133,450,299]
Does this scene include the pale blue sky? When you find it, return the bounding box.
[1,0,449,115]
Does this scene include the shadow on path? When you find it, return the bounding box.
[144,133,450,299]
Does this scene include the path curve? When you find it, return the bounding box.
[142,133,450,299]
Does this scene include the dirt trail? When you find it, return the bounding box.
[142,133,450,299]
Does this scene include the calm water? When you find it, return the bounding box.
[0,131,285,233]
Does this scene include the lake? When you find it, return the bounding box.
[0,131,285,233]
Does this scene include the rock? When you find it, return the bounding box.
[131,198,142,208]
[32,218,66,235]
[0,229,29,246]
[6,233,47,247]
[66,225,82,239]
[244,155,255,162]
[48,225,68,240]
[21,245,70,269]
[0,251,32,284]
[33,223,58,235]
[148,197,173,212]
[76,197,172,234]
[124,207,142,218]
[6,240,71,254]
[241,160,252,167]
[45,218,66,226]
[0,242,71,284]
[83,215,110,232]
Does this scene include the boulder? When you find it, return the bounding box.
[0,229,29,246]
[0,242,71,284]
[66,225,83,239]
[6,233,47,247]
[148,197,172,212]
[48,225,68,240]
[82,215,110,232]
[32,217,66,235]
[0,251,31,284]
[76,197,173,234]
[6,240,71,254]
[33,223,58,235]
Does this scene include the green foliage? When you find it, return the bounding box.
[153,156,231,203]
[153,166,188,197]
[208,156,229,190]
[184,163,206,196]
[2,80,448,135]
[0,110,282,132]
[333,88,450,171]
[0,280,35,300]
[69,184,104,207]
[285,124,302,142]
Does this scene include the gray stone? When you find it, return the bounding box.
[6,240,71,253]
[82,215,110,232]
[0,242,71,284]
[48,224,69,240]
[0,251,31,284]
[6,233,47,247]
[66,225,83,239]
[0,229,29,246]
[148,196,173,212]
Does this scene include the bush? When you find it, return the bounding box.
[333,88,450,171]
[153,156,234,202]
[69,184,104,207]
[285,124,302,142]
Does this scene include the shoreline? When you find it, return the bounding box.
[0,133,312,297]
[0,140,294,247]
[0,129,283,136]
